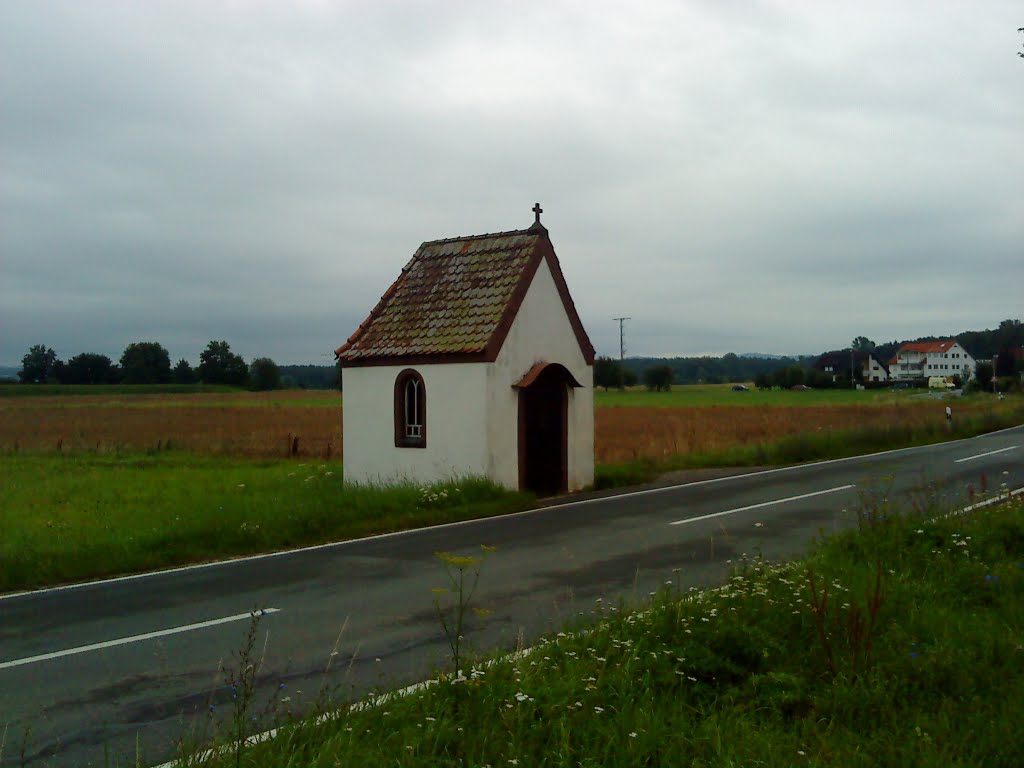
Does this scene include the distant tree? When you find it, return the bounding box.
[644,365,673,392]
[120,342,171,384]
[851,336,876,353]
[18,344,59,383]
[595,356,634,389]
[50,359,70,384]
[805,368,834,389]
[64,353,118,384]
[198,340,249,386]
[172,358,196,384]
[249,357,282,391]
[754,371,772,390]
[774,365,806,389]
[995,344,1020,377]
[973,362,994,392]
[622,368,638,387]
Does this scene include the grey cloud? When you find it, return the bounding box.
[2,1,1022,366]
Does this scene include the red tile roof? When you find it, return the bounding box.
[898,340,957,354]
[336,224,594,367]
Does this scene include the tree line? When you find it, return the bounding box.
[594,318,1023,391]
[595,353,809,390]
[15,341,288,391]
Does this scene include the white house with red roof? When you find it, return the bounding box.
[888,340,976,382]
[336,205,595,496]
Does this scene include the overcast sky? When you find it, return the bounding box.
[2,1,1021,367]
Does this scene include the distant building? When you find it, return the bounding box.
[336,205,595,495]
[888,340,976,382]
[814,350,889,383]
[862,354,889,382]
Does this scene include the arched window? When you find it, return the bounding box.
[394,369,426,448]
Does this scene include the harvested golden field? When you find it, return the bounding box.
[593,403,957,463]
[0,391,343,458]
[0,389,985,464]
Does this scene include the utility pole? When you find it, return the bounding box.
[613,317,631,390]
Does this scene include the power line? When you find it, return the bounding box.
[613,317,631,389]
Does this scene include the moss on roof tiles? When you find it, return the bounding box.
[340,229,542,361]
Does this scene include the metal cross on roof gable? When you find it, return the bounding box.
[532,202,543,225]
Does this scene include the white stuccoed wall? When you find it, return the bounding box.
[342,363,488,486]
[342,255,594,491]
[487,257,594,491]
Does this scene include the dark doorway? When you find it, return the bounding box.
[517,364,572,496]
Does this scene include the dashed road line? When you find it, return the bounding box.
[0,609,280,670]
[669,485,855,526]
[954,445,1017,463]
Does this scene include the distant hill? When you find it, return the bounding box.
[0,365,19,381]
[738,352,789,360]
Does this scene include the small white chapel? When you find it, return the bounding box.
[335,204,595,496]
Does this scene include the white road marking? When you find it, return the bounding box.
[6,424,1022,603]
[938,486,1024,518]
[954,445,1017,463]
[0,609,280,670]
[155,474,1022,768]
[669,485,855,526]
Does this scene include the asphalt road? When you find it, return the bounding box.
[1,427,1021,767]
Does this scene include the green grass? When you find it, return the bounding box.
[594,402,1024,489]
[0,453,532,593]
[594,383,930,407]
[179,490,1024,768]
[4,401,1021,592]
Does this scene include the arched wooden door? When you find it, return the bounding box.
[515,363,581,496]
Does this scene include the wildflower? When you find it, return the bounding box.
[594,706,604,713]
[629,732,638,738]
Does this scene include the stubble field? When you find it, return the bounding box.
[0,386,1008,464]
[1,385,1021,592]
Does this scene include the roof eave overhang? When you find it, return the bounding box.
[339,351,492,369]
[512,361,584,389]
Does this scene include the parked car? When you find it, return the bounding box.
[731,384,750,391]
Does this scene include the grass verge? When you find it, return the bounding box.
[0,453,532,594]
[184,490,1024,767]
[594,402,1024,489]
